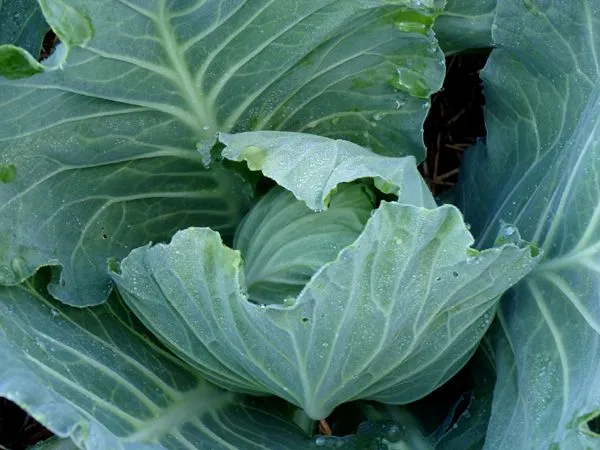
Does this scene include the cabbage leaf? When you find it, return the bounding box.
[113,133,539,420]
[0,0,445,307]
[458,0,600,447]
[0,273,313,449]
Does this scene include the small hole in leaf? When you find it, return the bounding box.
[301,317,310,323]
[453,271,459,277]
[39,29,59,61]
[101,233,108,240]
[588,415,600,435]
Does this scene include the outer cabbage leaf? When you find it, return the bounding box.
[433,0,496,55]
[0,0,48,55]
[113,203,538,420]
[432,340,495,450]
[219,131,437,209]
[0,0,445,307]
[457,0,600,447]
[0,0,48,79]
[0,274,313,449]
[234,183,376,305]
[32,437,80,450]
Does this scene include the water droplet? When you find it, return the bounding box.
[196,141,211,168]
[389,67,430,98]
[315,436,327,447]
[466,255,480,264]
[386,424,402,441]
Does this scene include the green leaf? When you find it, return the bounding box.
[30,0,445,157]
[0,0,446,306]
[113,192,538,419]
[0,274,313,449]
[219,131,437,210]
[314,418,434,449]
[433,340,496,450]
[0,163,17,183]
[0,44,44,78]
[0,0,48,56]
[31,437,80,450]
[0,133,253,307]
[234,183,376,305]
[38,0,93,48]
[457,0,600,447]
[434,0,496,55]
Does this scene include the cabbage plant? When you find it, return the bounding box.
[0,0,598,449]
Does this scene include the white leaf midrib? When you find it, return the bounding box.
[156,0,214,133]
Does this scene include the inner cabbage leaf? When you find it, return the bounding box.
[234,183,375,304]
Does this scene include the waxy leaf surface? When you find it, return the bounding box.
[0,0,48,55]
[0,0,444,306]
[0,275,313,449]
[114,134,539,419]
[458,0,600,447]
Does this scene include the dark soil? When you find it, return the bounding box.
[0,399,52,449]
[420,51,489,196]
[0,50,488,448]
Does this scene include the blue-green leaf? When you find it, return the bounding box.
[113,135,539,420]
[457,0,600,447]
[219,131,437,210]
[234,183,376,305]
[434,0,496,55]
[0,0,446,306]
[113,203,537,420]
[0,0,48,56]
[38,0,93,48]
[0,275,313,449]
